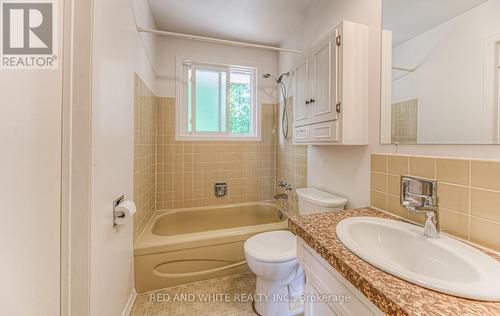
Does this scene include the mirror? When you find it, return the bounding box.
[381,0,500,144]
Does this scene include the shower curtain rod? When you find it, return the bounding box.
[393,66,415,72]
[137,26,306,54]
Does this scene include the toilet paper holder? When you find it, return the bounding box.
[113,195,125,227]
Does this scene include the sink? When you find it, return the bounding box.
[336,216,500,301]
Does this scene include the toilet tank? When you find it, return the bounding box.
[296,188,348,215]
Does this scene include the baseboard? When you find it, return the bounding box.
[121,288,137,316]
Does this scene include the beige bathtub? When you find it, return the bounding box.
[134,202,288,293]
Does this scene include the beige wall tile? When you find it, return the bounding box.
[372,153,500,253]
[133,74,157,242]
[371,190,387,210]
[409,157,436,179]
[388,155,409,175]
[387,175,400,196]
[470,217,500,252]
[387,195,407,218]
[471,160,500,191]
[438,183,469,214]
[439,208,469,240]
[276,97,308,215]
[407,211,425,225]
[371,154,387,173]
[436,159,469,186]
[371,172,387,192]
[470,188,500,222]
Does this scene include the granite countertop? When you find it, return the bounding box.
[288,208,500,316]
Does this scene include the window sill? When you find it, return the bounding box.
[175,135,262,142]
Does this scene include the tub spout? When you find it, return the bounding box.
[274,193,288,200]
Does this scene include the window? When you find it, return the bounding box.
[177,59,259,140]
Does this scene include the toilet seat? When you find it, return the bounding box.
[244,230,296,263]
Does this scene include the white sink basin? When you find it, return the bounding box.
[336,217,500,301]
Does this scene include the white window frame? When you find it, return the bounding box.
[176,57,260,141]
[496,42,500,142]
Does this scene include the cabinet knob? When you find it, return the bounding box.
[310,98,315,103]
[305,100,310,105]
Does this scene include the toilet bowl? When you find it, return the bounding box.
[244,230,304,316]
[244,188,348,316]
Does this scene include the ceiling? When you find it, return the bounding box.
[383,0,488,46]
[148,0,317,46]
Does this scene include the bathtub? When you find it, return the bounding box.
[134,202,288,293]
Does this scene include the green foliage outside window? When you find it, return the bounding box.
[230,82,251,134]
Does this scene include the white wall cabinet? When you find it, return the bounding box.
[297,239,385,316]
[293,21,369,145]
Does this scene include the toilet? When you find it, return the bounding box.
[244,188,348,316]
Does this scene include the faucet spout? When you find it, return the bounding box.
[408,206,440,238]
[273,193,288,200]
[423,211,439,238]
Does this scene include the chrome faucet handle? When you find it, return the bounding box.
[277,181,293,191]
[405,192,438,207]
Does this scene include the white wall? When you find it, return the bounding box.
[89,0,157,315]
[389,0,500,144]
[132,0,158,92]
[155,37,278,103]
[0,1,64,315]
[279,0,382,208]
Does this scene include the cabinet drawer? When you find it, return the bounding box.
[310,121,338,143]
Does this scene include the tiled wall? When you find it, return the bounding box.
[391,99,418,144]
[155,97,276,210]
[371,153,500,252]
[276,97,308,214]
[133,75,157,241]
[133,76,309,238]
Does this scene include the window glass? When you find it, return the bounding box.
[194,69,221,132]
[230,71,252,134]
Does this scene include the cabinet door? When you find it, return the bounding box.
[304,282,340,316]
[310,37,338,124]
[293,58,310,127]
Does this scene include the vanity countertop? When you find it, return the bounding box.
[288,208,500,316]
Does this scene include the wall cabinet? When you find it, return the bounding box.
[293,21,369,145]
[297,239,384,316]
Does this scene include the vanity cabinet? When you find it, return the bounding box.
[293,21,369,145]
[297,239,384,316]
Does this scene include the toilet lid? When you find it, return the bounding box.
[244,230,296,263]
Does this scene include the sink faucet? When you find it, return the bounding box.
[407,205,440,238]
[401,176,440,238]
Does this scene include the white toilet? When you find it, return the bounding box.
[244,188,347,316]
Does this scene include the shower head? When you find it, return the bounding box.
[276,72,290,84]
[262,72,289,84]
[262,72,290,139]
